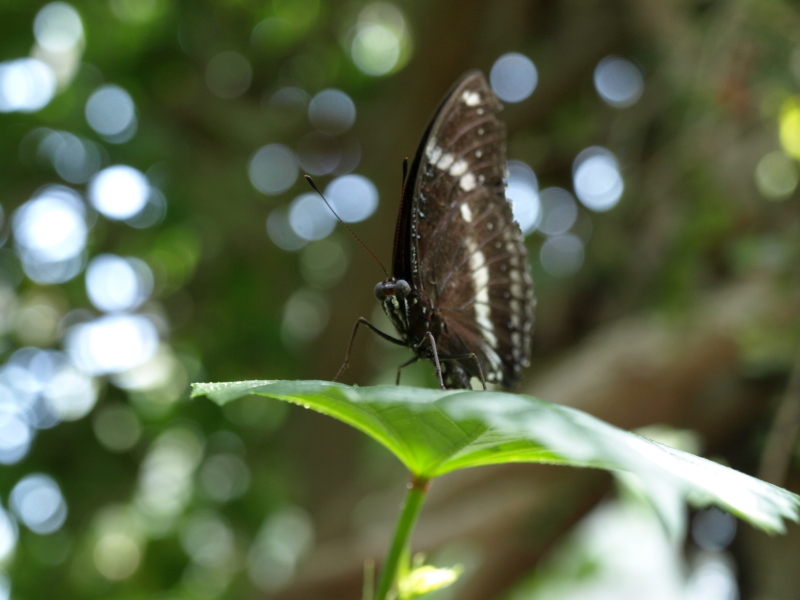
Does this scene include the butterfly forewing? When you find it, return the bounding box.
[398,71,535,388]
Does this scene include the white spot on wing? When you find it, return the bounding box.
[426,143,442,164]
[461,90,481,106]
[436,153,454,170]
[449,159,468,177]
[482,342,503,371]
[460,203,473,222]
[466,239,498,350]
[459,172,476,191]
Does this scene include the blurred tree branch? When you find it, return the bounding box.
[759,352,800,485]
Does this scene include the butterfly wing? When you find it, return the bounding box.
[399,71,535,388]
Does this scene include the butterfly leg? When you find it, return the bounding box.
[438,353,487,390]
[395,356,420,385]
[415,332,446,389]
[334,317,406,382]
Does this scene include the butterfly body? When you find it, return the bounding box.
[372,71,535,389]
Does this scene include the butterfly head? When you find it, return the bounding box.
[374,278,411,303]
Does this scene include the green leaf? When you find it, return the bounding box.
[192,380,800,536]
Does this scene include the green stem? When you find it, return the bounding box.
[375,475,431,600]
[363,560,375,600]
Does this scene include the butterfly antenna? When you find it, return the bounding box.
[304,175,389,278]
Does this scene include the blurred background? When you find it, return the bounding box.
[1,0,800,598]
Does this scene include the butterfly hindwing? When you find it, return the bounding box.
[395,71,535,388]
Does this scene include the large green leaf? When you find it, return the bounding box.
[192,380,800,536]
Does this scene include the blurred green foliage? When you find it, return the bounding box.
[0,0,800,599]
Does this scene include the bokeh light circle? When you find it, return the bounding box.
[23,254,85,285]
[351,24,401,76]
[10,474,68,534]
[94,531,141,580]
[490,53,537,103]
[288,193,336,241]
[537,187,578,236]
[34,2,84,53]
[93,403,142,452]
[65,315,159,376]
[85,85,136,139]
[0,58,57,113]
[13,185,87,262]
[335,137,362,174]
[89,165,150,220]
[308,89,356,134]
[297,132,341,176]
[124,187,167,229]
[281,288,330,347]
[685,556,738,600]
[0,348,98,425]
[779,97,800,159]
[324,175,379,223]
[0,504,17,561]
[43,361,98,421]
[692,507,737,552]
[86,254,153,312]
[180,511,237,571]
[205,51,252,100]
[40,131,102,184]
[350,2,409,77]
[0,403,33,465]
[572,146,624,212]
[755,150,799,201]
[506,160,540,234]
[594,56,644,108]
[200,454,251,502]
[540,234,584,277]
[300,238,349,289]
[249,144,299,195]
[248,507,314,591]
[269,86,310,114]
[267,208,307,251]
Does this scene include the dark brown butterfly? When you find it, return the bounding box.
[337,70,535,389]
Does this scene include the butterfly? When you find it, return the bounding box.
[336,70,535,389]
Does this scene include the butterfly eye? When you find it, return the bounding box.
[395,279,411,299]
[374,281,390,301]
